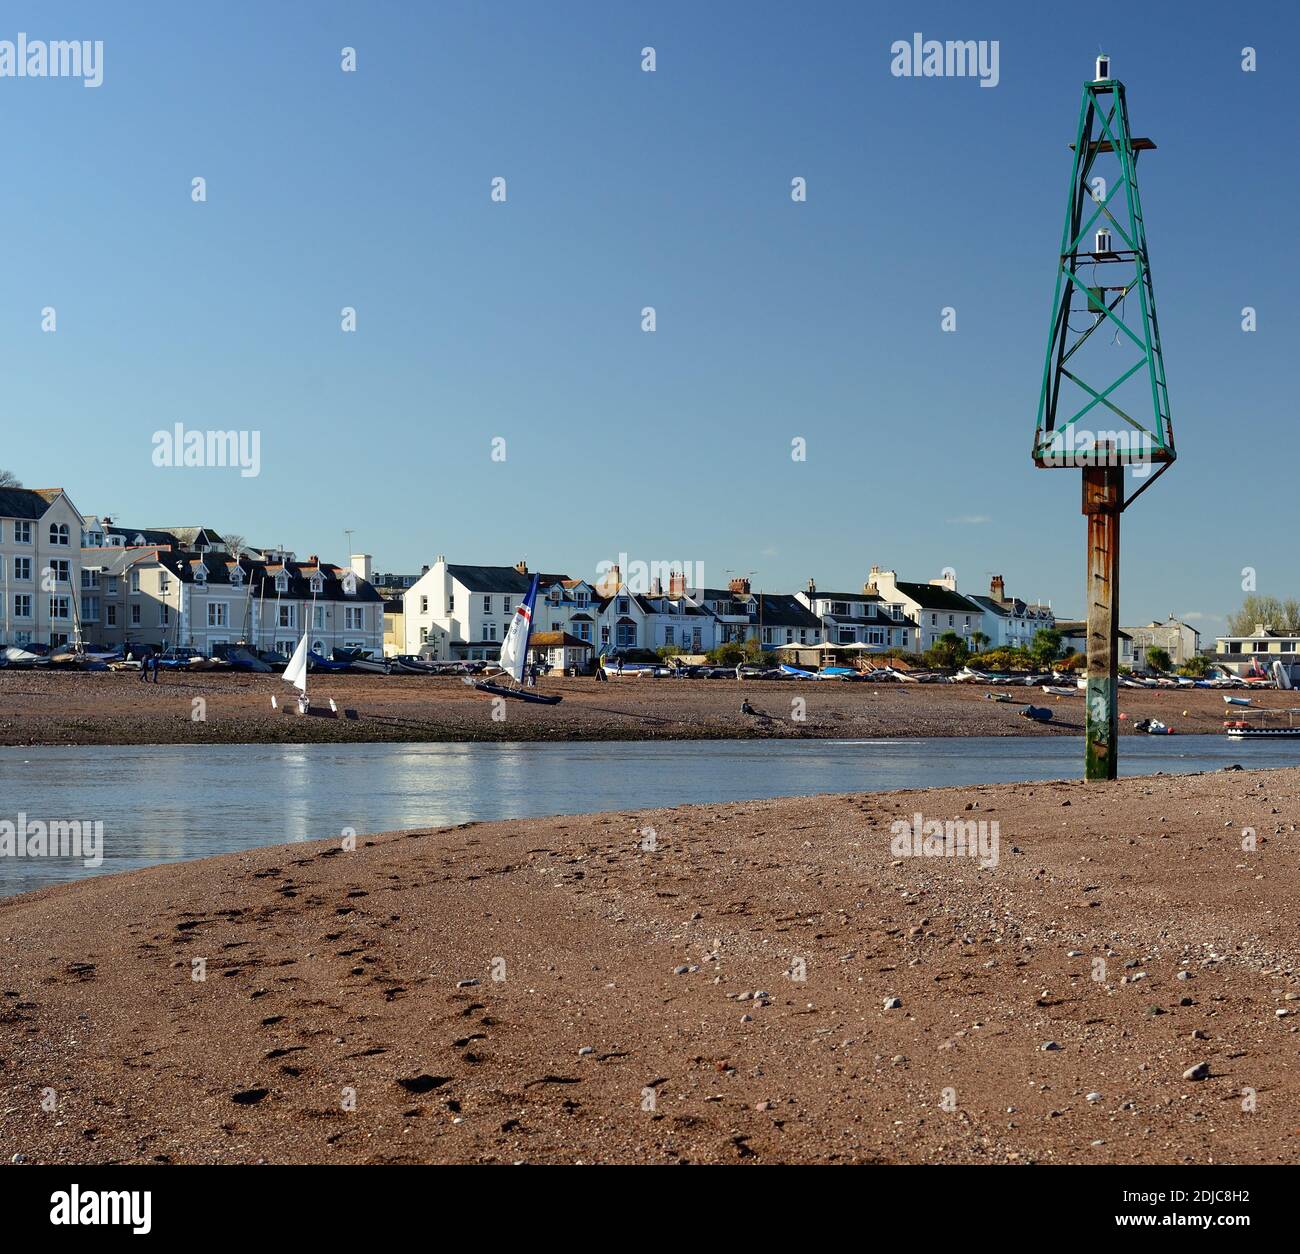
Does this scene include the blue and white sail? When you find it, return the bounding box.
[498,574,539,684]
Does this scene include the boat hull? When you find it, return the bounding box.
[472,680,562,706]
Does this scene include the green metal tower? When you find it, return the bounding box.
[1033,57,1176,780]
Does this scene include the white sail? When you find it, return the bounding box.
[283,632,310,694]
[498,575,540,685]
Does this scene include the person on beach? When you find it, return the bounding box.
[137,651,149,682]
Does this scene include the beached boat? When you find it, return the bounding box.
[333,647,390,675]
[224,646,273,673]
[1224,708,1300,739]
[471,574,561,705]
[307,652,353,672]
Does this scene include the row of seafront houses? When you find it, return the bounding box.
[0,487,384,659]
[0,484,1269,675]
[392,560,1060,669]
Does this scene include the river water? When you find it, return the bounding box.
[0,736,1293,897]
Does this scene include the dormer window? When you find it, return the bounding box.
[342,572,357,596]
[274,571,289,593]
[230,566,244,587]
[194,563,207,584]
[309,573,324,595]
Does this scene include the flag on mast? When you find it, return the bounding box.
[498,574,539,684]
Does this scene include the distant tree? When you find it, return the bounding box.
[0,469,21,488]
[924,630,969,670]
[1176,655,1210,678]
[223,533,246,556]
[969,646,1028,671]
[1227,594,1300,635]
[1058,651,1087,672]
[706,642,746,666]
[1146,646,1172,673]
[970,631,990,654]
[1029,628,1063,667]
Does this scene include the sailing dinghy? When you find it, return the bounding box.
[471,574,562,705]
[280,632,311,714]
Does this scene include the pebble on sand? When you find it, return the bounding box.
[883,997,902,1010]
[1182,1062,1210,1081]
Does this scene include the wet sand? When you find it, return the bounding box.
[2,767,1297,1164]
[0,669,1284,746]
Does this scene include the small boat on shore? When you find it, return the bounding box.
[1224,708,1300,739]
[471,575,562,705]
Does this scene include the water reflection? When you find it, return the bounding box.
[0,736,1291,897]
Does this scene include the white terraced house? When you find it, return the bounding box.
[796,579,916,651]
[866,567,985,652]
[966,575,1055,650]
[0,486,85,648]
[79,528,384,656]
[402,558,569,660]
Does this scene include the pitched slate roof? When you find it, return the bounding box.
[754,593,822,628]
[109,526,181,548]
[153,550,383,602]
[155,526,226,549]
[447,564,568,594]
[0,488,53,520]
[892,581,984,613]
[813,591,885,603]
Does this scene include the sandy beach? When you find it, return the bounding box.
[2,767,1297,1165]
[0,669,1287,746]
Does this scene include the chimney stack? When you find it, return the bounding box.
[669,571,686,598]
[728,576,751,596]
[807,577,816,597]
[514,559,529,575]
[990,574,1005,601]
[596,564,621,598]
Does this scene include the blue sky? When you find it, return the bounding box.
[1,0,1295,633]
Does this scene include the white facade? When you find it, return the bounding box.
[403,558,567,660]
[1126,617,1201,668]
[0,488,85,648]
[866,567,984,652]
[796,583,915,651]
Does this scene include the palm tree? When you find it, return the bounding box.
[970,631,990,654]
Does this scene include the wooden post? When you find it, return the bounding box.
[1083,467,1122,779]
